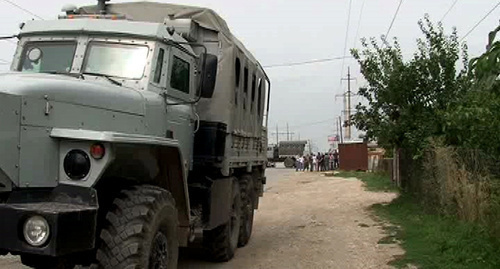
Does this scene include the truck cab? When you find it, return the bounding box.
[0,1,270,268]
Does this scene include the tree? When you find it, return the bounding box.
[444,25,500,155]
[350,15,469,156]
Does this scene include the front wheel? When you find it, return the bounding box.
[95,185,179,268]
[203,178,241,262]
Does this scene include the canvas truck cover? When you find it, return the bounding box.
[79,2,270,129]
[278,141,308,157]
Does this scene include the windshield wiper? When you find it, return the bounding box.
[82,72,122,86]
[45,71,85,80]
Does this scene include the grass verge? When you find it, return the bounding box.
[334,171,398,192]
[373,195,500,269]
[337,171,500,268]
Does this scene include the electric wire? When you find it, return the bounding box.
[460,1,500,42]
[288,118,338,129]
[383,0,404,46]
[440,0,459,22]
[0,0,44,20]
[339,0,354,88]
[352,0,367,49]
[263,56,353,68]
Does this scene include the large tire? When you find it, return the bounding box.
[203,179,241,262]
[95,185,179,269]
[238,174,255,247]
[284,157,295,168]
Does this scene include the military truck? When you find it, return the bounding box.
[266,144,277,167]
[0,1,271,268]
[266,141,309,168]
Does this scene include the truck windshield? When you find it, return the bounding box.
[20,42,77,73]
[83,42,149,79]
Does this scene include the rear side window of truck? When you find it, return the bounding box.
[170,56,190,94]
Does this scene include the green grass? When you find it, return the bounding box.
[373,195,500,269]
[334,171,398,192]
[337,171,500,268]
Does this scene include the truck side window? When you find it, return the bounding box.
[257,78,262,115]
[153,48,165,84]
[235,58,241,105]
[170,56,190,94]
[235,58,241,88]
[243,67,249,93]
[251,74,256,110]
[243,67,249,110]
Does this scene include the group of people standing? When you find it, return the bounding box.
[295,150,339,172]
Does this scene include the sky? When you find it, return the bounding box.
[0,0,498,151]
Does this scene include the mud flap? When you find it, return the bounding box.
[207,177,233,229]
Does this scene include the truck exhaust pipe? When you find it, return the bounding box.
[97,0,110,14]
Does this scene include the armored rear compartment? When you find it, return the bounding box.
[80,2,271,176]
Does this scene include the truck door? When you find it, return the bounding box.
[165,47,197,171]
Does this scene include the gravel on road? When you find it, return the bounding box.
[0,168,402,269]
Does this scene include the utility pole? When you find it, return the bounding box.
[338,116,344,144]
[340,66,356,141]
[276,124,279,144]
[336,117,340,139]
[271,123,295,143]
[286,122,290,141]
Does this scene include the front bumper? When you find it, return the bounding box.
[0,185,98,257]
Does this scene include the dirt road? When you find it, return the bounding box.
[1,167,402,268]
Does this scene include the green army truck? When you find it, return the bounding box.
[0,1,271,268]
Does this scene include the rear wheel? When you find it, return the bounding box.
[203,179,241,262]
[94,185,178,268]
[284,157,295,168]
[238,174,255,247]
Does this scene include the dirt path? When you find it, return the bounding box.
[179,169,403,268]
[1,169,403,268]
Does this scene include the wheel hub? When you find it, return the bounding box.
[150,232,169,269]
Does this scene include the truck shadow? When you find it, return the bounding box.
[178,246,221,268]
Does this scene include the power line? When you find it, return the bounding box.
[383,0,404,46]
[339,0,353,89]
[440,0,459,22]
[0,0,44,20]
[352,0,366,49]
[460,1,500,42]
[288,118,337,129]
[263,56,352,68]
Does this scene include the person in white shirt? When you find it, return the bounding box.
[298,156,304,171]
[312,155,317,172]
[295,155,300,171]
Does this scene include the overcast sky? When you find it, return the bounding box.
[0,0,498,151]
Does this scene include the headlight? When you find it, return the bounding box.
[63,149,91,180]
[23,216,50,247]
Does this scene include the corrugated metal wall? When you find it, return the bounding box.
[339,142,368,171]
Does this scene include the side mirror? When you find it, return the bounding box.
[199,53,218,98]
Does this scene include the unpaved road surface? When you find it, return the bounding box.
[1,166,403,268]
